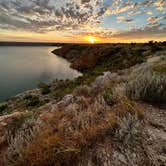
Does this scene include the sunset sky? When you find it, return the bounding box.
[0,0,166,43]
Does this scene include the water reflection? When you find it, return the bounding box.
[0,46,81,101]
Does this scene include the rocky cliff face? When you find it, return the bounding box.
[52,43,158,71]
[52,44,116,71]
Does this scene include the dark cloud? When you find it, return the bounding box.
[81,0,91,4]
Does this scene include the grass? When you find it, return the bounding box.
[5,87,144,166]
[6,113,34,140]
[153,62,166,74]
[126,65,166,104]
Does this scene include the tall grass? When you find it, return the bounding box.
[126,60,166,103]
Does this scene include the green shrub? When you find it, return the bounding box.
[25,96,40,107]
[23,94,33,100]
[38,83,51,95]
[103,93,116,106]
[0,103,8,114]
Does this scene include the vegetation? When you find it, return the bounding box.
[6,113,34,140]
[153,61,166,74]
[103,91,116,106]
[126,55,166,104]
[38,83,51,95]
[5,92,143,166]
[126,71,166,103]
[0,103,8,115]
[24,95,40,107]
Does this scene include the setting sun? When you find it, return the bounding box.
[87,36,96,44]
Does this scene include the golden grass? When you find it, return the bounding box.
[6,94,144,166]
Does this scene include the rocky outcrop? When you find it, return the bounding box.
[52,44,115,71]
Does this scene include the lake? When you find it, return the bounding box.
[0,46,81,101]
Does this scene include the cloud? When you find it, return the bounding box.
[117,16,133,23]
[147,15,166,24]
[154,0,165,11]
[111,23,166,40]
[146,11,153,15]
[148,16,159,23]
[0,0,104,33]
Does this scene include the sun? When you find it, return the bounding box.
[87,36,96,44]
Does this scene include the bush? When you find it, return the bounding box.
[0,103,8,113]
[5,94,144,166]
[153,62,166,74]
[115,113,142,145]
[126,71,166,103]
[38,83,51,95]
[25,96,40,107]
[6,113,34,140]
[5,115,37,165]
[74,85,91,97]
[103,92,116,106]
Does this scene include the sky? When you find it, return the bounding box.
[0,0,166,43]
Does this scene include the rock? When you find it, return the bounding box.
[52,45,114,71]
[0,112,23,126]
[92,72,117,88]
[57,95,75,108]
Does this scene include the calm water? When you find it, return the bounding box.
[0,46,81,101]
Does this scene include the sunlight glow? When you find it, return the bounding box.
[87,36,96,44]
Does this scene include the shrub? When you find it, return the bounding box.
[74,85,92,97]
[38,83,51,95]
[0,103,8,114]
[23,94,33,100]
[115,113,142,145]
[153,61,166,74]
[6,113,34,141]
[126,71,166,103]
[5,115,37,166]
[103,92,116,106]
[25,96,40,107]
[5,94,144,166]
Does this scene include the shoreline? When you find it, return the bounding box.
[0,42,165,114]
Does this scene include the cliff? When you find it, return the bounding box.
[52,43,165,72]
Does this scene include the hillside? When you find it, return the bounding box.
[0,42,166,166]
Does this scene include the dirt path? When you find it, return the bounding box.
[141,103,166,166]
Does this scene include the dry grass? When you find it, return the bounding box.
[5,91,144,166]
[125,55,166,104]
[126,70,166,103]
